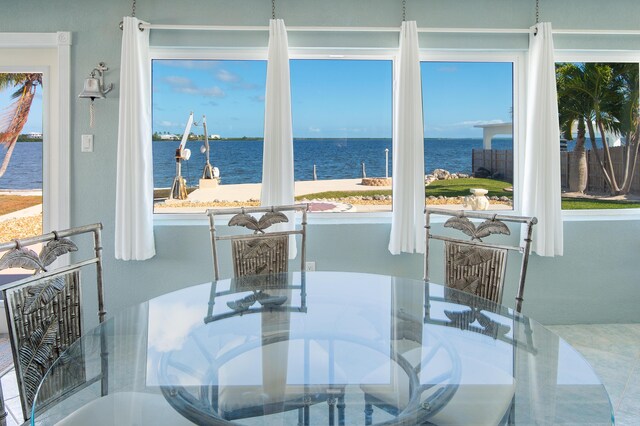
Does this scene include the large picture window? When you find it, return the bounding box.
[290,59,393,213]
[152,59,267,213]
[421,61,515,211]
[556,60,640,210]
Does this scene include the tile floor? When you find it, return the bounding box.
[1,324,638,425]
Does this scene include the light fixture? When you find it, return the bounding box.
[78,62,113,127]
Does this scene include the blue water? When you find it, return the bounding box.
[0,143,43,190]
[0,138,514,190]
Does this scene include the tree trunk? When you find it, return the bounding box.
[0,139,17,178]
[598,121,621,195]
[568,118,587,193]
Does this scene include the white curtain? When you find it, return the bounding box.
[115,17,155,260]
[389,21,425,255]
[261,19,297,258]
[521,22,563,257]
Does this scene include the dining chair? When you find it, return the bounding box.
[0,224,106,423]
[425,207,537,313]
[206,204,308,281]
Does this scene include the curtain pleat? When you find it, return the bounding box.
[522,22,563,257]
[115,17,155,261]
[389,21,426,255]
[261,19,297,258]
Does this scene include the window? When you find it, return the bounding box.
[421,60,515,212]
[556,60,640,210]
[290,59,393,213]
[151,55,394,215]
[151,59,267,213]
[0,33,71,285]
[0,72,43,243]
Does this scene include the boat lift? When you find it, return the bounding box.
[200,116,220,181]
[169,112,220,200]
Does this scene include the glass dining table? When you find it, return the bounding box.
[31,271,614,425]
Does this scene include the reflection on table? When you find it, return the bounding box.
[31,272,614,425]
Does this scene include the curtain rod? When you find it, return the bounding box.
[135,23,640,36]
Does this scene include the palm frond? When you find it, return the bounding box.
[228,213,261,233]
[18,315,58,406]
[257,211,289,231]
[0,85,35,147]
[22,275,67,315]
[39,237,78,267]
[475,219,510,239]
[453,246,494,267]
[444,216,477,239]
[0,247,44,272]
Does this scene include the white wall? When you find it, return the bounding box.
[1,0,638,325]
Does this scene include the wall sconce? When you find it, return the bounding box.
[78,62,113,127]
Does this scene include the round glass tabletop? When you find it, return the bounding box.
[31,271,614,425]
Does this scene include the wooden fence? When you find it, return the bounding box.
[561,145,640,194]
[474,146,640,194]
[472,149,513,182]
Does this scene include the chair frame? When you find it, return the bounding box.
[425,207,537,313]
[207,204,308,281]
[0,223,106,422]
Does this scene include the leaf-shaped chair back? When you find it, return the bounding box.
[231,235,289,276]
[0,223,105,422]
[207,204,308,281]
[5,270,84,415]
[425,208,537,313]
[444,241,508,304]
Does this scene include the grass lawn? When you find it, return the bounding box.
[561,197,640,209]
[0,195,42,216]
[295,189,392,200]
[425,178,512,198]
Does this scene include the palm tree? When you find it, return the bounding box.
[557,63,589,193]
[0,73,41,178]
[556,63,638,195]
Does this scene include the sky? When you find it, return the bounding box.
[152,59,513,139]
[0,62,513,139]
[0,75,43,134]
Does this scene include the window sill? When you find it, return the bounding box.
[153,208,640,226]
[561,208,640,221]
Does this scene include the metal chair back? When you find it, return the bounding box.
[207,204,308,281]
[425,208,537,313]
[0,223,106,422]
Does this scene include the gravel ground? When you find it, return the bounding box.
[0,214,42,243]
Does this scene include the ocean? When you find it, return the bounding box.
[0,138,515,190]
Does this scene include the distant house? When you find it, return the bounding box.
[159,134,179,141]
[26,132,43,139]
[211,134,221,140]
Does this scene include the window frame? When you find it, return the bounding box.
[555,49,640,219]
[0,32,71,233]
[150,47,398,223]
[151,46,640,224]
[419,50,525,215]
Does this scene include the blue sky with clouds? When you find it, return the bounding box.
[153,59,512,139]
[0,62,512,139]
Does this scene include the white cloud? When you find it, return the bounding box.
[158,120,180,127]
[201,86,226,97]
[163,76,225,98]
[309,127,321,133]
[163,76,193,87]
[250,95,265,102]
[216,69,240,83]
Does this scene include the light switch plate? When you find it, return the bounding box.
[81,134,93,152]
